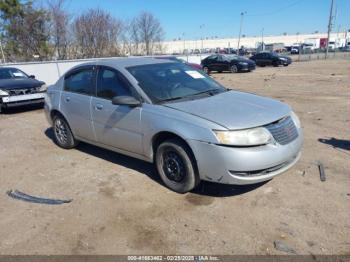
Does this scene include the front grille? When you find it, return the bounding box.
[265,116,298,145]
[8,87,39,96]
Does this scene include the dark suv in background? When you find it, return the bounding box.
[250,52,292,67]
[201,54,256,74]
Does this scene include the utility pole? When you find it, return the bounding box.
[325,0,335,59]
[237,12,246,54]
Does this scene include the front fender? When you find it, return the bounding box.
[140,104,223,160]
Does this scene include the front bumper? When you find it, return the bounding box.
[238,64,256,71]
[187,129,303,185]
[1,93,45,108]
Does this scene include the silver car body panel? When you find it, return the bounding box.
[44,57,303,185]
[164,91,291,130]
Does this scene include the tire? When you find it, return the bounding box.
[203,66,210,74]
[230,65,238,73]
[155,138,200,193]
[52,114,78,149]
[283,64,289,67]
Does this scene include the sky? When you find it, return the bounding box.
[64,0,350,41]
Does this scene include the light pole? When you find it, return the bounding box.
[199,24,205,59]
[237,11,246,54]
[261,28,264,51]
[182,32,186,55]
[0,40,6,63]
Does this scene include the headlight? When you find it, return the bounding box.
[279,57,287,61]
[38,84,48,92]
[214,127,273,146]
[0,89,9,96]
[290,111,301,128]
[239,62,248,65]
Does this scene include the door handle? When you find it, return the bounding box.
[95,104,103,110]
[65,97,70,102]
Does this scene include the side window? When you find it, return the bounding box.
[64,68,94,95]
[97,68,132,100]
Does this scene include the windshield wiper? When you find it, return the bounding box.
[160,89,224,103]
[192,88,223,97]
[160,96,187,103]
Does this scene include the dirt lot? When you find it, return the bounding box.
[0,59,349,255]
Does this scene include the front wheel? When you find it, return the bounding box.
[156,139,200,193]
[53,114,78,149]
[203,66,210,74]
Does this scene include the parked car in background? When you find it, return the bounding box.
[341,45,350,52]
[45,58,303,193]
[291,46,300,54]
[0,67,46,113]
[250,52,292,67]
[154,56,202,70]
[328,41,336,51]
[201,54,256,74]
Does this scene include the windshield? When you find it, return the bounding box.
[0,68,28,80]
[127,62,226,103]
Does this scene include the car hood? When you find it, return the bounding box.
[164,91,291,130]
[279,55,291,60]
[0,78,45,90]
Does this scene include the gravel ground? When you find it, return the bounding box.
[0,58,349,255]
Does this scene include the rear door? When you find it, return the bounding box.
[216,55,229,71]
[60,66,96,142]
[91,66,143,154]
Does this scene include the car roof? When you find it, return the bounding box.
[71,57,175,71]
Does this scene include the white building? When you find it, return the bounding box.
[162,32,349,54]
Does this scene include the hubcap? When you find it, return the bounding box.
[162,150,186,182]
[231,66,237,73]
[203,67,209,74]
[54,119,68,144]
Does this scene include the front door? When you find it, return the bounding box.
[91,66,143,155]
[60,66,95,142]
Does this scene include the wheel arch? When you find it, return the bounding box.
[151,131,197,165]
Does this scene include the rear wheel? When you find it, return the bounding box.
[230,65,238,73]
[53,114,78,149]
[155,138,200,193]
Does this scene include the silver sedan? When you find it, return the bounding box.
[45,58,303,193]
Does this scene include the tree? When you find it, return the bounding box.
[133,11,164,55]
[47,0,70,60]
[0,0,51,61]
[72,8,123,58]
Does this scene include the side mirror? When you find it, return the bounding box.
[29,75,35,79]
[112,96,141,107]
